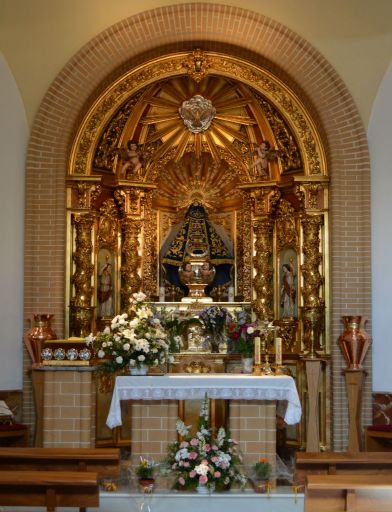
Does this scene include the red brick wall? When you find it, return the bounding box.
[24,4,371,450]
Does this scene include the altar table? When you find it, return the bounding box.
[106,374,302,429]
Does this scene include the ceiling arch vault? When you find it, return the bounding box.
[70,50,327,214]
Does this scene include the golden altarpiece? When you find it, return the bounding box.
[65,50,330,452]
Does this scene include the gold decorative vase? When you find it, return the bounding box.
[24,314,57,368]
[338,315,371,370]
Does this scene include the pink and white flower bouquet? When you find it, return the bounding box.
[166,395,247,491]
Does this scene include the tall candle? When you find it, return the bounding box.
[275,337,282,366]
[254,336,261,365]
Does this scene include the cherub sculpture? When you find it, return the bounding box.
[115,139,143,179]
[249,140,279,179]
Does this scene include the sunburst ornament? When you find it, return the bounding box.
[154,153,241,214]
[174,181,220,213]
[139,75,257,165]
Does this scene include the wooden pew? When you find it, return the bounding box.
[305,474,392,512]
[365,425,392,451]
[0,447,121,479]
[295,451,392,485]
[0,470,99,512]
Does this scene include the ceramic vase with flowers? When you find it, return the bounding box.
[86,292,174,373]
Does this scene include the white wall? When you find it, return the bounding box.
[368,62,392,392]
[0,53,27,389]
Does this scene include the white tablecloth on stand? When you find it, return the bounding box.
[106,374,302,428]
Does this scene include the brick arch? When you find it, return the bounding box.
[25,3,371,449]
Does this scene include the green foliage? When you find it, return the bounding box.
[252,457,272,480]
[135,457,155,479]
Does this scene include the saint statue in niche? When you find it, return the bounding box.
[162,203,233,299]
[97,252,114,317]
[280,258,297,318]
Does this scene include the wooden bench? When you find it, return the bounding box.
[0,447,121,479]
[295,451,392,485]
[0,423,29,446]
[0,470,99,512]
[305,474,392,512]
[365,425,392,451]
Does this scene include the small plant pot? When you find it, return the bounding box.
[138,478,155,491]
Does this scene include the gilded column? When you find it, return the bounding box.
[253,216,274,320]
[238,191,253,302]
[70,213,95,336]
[141,191,158,299]
[295,179,328,452]
[249,186,279,321]
[301,213,324,356]
[115,183,156,307]
[121,218,142,313]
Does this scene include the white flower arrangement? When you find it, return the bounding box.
[86,292,174,372]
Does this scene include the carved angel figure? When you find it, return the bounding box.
[250,140,279,179]
[115,139,143,179]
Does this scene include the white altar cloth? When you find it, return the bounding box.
[106,374,302,429]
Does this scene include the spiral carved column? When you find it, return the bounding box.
[141,191,158,299]
[301,214,324,356]
[252,217,274,320]
[121,218,142,313]
[70,213,95,336]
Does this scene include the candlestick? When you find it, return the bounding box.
[275,337,282,366]
[254,336,261,365]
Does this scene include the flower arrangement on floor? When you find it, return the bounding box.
[86,292,173,373]
[226,309,259,357]
[166,394,247,491]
